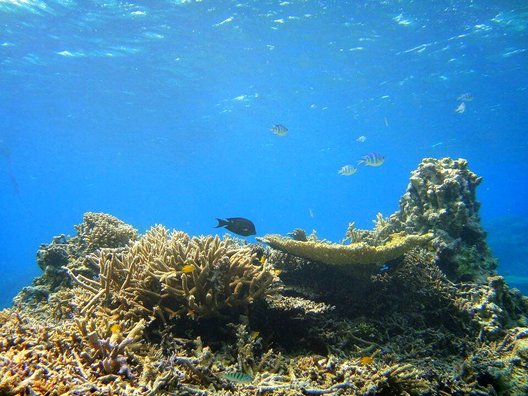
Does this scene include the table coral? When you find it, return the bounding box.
[259,232,432,274]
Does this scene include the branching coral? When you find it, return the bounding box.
[69,225,277,321]
[0,307,160,395]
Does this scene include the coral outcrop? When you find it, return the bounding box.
[262,158,496,284]
[1,158,527,395]
[14,213,139,307]
[392,157,497,282]
[68,225,277,322]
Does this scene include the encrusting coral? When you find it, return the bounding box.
[1,157,528,395]
[392,157,497,282]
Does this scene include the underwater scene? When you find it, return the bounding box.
[1,0,528,394]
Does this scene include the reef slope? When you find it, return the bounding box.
[1,158,527,395]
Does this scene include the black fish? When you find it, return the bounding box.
[215,217,256,236]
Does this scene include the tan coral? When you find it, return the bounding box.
[72,212,139,254]
[69,225,277,321]
[259,232,432,273]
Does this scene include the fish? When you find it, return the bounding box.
[271,124,288,136]
[215,217,256,236]
[454,102,466,114]
[110,323,122,334]
[457,93,474,102]
[250,331,260,340]
[182,264,195,273]
[338,165,358,176]
[356,135,367,143]
[359,355,374,365]
[358,152,384,167]
[222,371,253,383]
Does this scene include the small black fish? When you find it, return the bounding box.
[215,217,256,236]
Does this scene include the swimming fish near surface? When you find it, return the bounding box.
[454,102,466,114]
[355,135,367,143]
[358,152,384,167]
[215,217,256,236]
[338,165,358,176]
[457,93,474,102]
[271,124,288,136]
[222,371,253,383]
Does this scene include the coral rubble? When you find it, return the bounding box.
[1,158,528,395]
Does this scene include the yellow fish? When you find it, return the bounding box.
[359,355,373,365]
[250,331,260,340]
[272,269,282,276]
[110,323,121,334]
[182,264,195,273]
[259,255,266,265]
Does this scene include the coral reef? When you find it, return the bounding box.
[263,158,496,284]
[1,158,528,395]
[259,232,432,272]
[392,157,497,282]
[71,212,139,255]
[68,225,277,322]
[14,213,139,307]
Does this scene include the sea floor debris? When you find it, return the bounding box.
[1,158,528,395]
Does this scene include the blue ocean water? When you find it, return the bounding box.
[0,0,527,308]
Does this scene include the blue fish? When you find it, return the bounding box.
[358,152,384,167]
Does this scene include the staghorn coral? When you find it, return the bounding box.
[69,225,277,321]
[0,306,162,395]
[454,276,528,340]
[14,213,139,308]
[344,213,400,246]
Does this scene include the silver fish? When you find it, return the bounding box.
[355,135,367,143]
[457,93,474,102]
[358,152,384,167]
[271,124,288,136]
[454,102,466,114]
[338,165,358,176]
